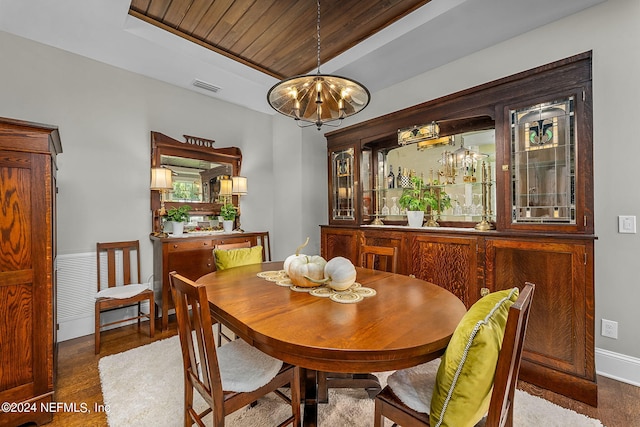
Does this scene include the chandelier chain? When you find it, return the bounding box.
[316,0,321,72]
[266,0,369,130]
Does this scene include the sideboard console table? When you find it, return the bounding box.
[150,231,270,331]
[321,52,597,406]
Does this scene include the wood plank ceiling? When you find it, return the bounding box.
[129,0,431,80]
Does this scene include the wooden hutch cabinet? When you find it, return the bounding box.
[0,118,61,426]
[321,52,597,405]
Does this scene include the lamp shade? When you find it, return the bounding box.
[219,177,233,196]
[232,176,248,195]
[150,168,173,190]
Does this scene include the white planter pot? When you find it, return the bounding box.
[406,211,425,228]
[170,221,184,235]
[222,220,234,233]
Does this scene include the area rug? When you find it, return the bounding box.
[99,336,604,427]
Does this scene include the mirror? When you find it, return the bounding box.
[160,155,232,203]
[150,132,242,233]
[361,115,496,228]
[384,129,495,223]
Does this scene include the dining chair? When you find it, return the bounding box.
[360,244,398,273]
[212,242,266,346]
[374,282,535,427]
[317,244,399,403]
[94,240,155,354]
[169,271,301,427]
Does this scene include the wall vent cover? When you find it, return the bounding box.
[192,79,221,93]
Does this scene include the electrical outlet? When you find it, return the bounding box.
[601,319,618,339]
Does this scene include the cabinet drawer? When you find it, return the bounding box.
[213,236,257,247]
[168,239,213,252]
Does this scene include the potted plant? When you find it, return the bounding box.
[220,203,237,233]
[398,176,440,227]
[166,205,191,235]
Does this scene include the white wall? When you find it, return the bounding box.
[1,0,639,382]
[343,0,640,373]
[0,28,286,272]
[0,28,303,340]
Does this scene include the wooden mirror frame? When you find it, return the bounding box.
[150,131,242,233]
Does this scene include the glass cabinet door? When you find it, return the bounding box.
[510,97,575,225]
[331,147,355,222]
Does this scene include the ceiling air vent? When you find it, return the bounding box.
[192,79,221,93]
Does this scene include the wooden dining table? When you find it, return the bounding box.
[196,261,466,427]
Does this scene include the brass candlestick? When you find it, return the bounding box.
[371,186,384,225]
[475,161,496,231]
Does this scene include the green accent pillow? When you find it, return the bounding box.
[214,245,263,270]
[430,287,519,427]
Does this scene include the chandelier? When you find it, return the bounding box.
[267,0,370,130]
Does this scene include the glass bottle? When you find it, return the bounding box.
[387,165,395,189]
[396,166,402,188]
[381,197,390,216]
[390,196,400,215]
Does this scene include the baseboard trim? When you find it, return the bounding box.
[595,347,640,387]
[57,302,152,342]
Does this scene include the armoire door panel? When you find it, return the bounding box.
[0,283,34,390]
[0,154,33,271]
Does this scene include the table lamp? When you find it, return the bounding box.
[232,176,248,232]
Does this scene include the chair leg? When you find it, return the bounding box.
[95,306,101,354]
[149,297,155,338]
[137,301,142,329]
[374,397,384,427]
[317,371,328,403]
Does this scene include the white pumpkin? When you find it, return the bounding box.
[284,237,310,274]
[288,255,327,288]
[323,257,357,291]
[305,256,357,291]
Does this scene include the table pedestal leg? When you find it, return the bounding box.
[302,368,318,427]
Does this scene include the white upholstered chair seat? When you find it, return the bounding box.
[95,283,149,299]
[386,358,441,414]
[215,338,283,393]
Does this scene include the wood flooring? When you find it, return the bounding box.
[32,318,640,427]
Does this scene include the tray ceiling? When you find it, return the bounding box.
[129,0,431,79]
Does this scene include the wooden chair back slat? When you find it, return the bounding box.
[360,245,398,273]
[96,240,141,290]
[215,241,251,251]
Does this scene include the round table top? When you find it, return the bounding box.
[197,261,466,373]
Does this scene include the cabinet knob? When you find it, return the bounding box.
[173,244,178,249]
[207,263,211,267]
[481,287,490,297]
[203,242,208,246]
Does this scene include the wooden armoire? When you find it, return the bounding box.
[0,117,61,426]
